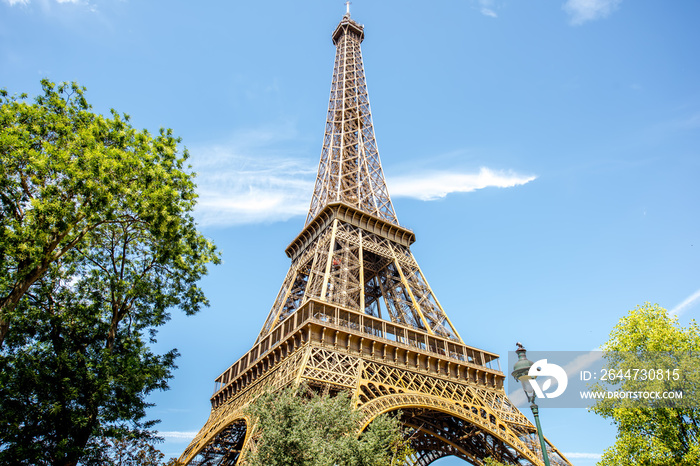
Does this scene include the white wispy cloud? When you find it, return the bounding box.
[192,153,315,227]
[193,161,535,227]
[190,124,535,226]
[480,0,497,18]
[564,452,602,459]
[670,288,700,316]
[158,431,198,442]
[473,0,498,18]
[387,167,536,201]
[563,0,622,25]
[189,124,316,227]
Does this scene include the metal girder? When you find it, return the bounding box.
[181,11,572,466]
[306,14,397,226]
[257,215,461,342]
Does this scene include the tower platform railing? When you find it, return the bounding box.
[211,298,502,407]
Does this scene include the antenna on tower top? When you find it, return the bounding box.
[345,1,351,15]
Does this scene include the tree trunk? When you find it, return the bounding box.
[0,266,48,347]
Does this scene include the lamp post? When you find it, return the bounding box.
[511,343,551,466]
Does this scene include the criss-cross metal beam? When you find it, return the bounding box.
[181,11,572,466]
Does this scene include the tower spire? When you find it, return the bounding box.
[305,12,398,227]
[251,13,462,346]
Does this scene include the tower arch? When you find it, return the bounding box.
[358,393,544,465]
[187,416,251,466]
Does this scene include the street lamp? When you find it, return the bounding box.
[511,342,551,466]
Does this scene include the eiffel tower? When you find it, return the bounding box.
[180,11,572,466]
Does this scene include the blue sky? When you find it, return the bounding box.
[2,0,699,464]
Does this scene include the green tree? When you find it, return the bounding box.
[592,302,700,465]
[0,80,219,465]
[245,384,413,466]
[483,459,509,466]
[90,434,175,466]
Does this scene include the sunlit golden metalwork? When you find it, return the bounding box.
[181,12,572,466]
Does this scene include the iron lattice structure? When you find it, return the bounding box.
[180,13,572,466]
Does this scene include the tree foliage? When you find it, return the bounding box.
[88,435,177,466]
[245,384,413,466]
[483,459,509,466]
[592,303,700,465]
[0,80,219,465]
